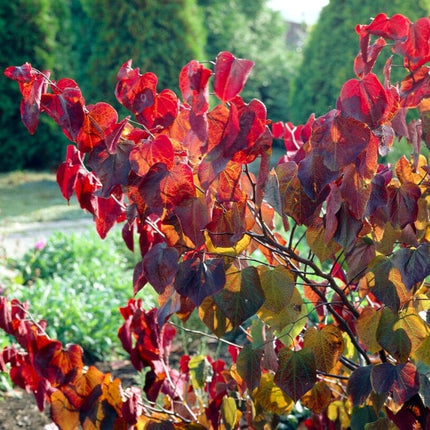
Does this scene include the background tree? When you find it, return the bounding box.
[73,0,207,106]
[0,0,71,171]
[199,0,302,122]
[290,0,430,123]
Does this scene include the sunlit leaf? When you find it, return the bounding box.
[253,373,294,416]
[301,381,332,414]
[213,51,254,103]
[306,218,341,262]
[337,73,390,127]
[221,396,238,430]
[303,325,344,373]
[129,135,175,177]
[356,308,382,354]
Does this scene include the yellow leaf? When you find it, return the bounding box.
[303,325,344,373]
[327,400,350,429]
[204,230,251,258]
[356,307,382,354]
[395,306,430,355]
[252,373,294,416]
[221,397,238,430]
[301,381,332,414]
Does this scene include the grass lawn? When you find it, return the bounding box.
[0,170,89,225]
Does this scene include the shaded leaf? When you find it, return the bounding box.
[274,347,316,401]
[391,244,430,290]
[347,366,372,407]
[142,243,179,294]
[174,257,225,307]
[371,362,419,405]
[236,344,263,392]
[214,266,264,329]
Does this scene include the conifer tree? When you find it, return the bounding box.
[0,0,71,171]
[290,0,430,123]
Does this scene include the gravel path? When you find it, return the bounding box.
[0,218,93,259]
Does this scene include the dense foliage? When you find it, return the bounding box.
[0,0,71,171]
[199,0,300,122]
[3,12,430,429]
[290,0,430,123]
[73,0,206,106]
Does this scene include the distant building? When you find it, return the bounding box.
[285,21,308,52]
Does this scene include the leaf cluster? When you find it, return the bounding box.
[2,12,430,429]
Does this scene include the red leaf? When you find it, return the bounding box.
[356,13,410,42]
[371,362,419,405]
[354,37,386,78]
[142,243,179,294]
[56,145,84,202]
[129,135,174,177]
[115,60,178,129]
[41,79,85,141]
[337,73,391,127]
[213,52,254,103]
[173,195,210,248]
[179,60,211,115]
[87,141,133,198]
[19,73,49,134]
[400,66,430,108]
[136,162,195,213]
[4,63,35,83]
[94,193,126,239]
[136,88,178,130]
[395,17,430,71]
[388,182,421,228]
[75,102,120,153]
[115,60,157,114]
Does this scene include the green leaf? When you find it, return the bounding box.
[347,366,372,407]
[214,266,264,329]
[236,344,263,392]
[376,308,411,363]
[350,406,378,430]
[274,347,316,401]
[188,355,211,390]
